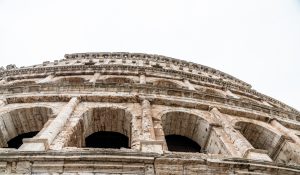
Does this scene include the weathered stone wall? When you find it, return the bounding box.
[0,52,299,174]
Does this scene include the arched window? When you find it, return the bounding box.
[236,121,282,158]
[161,111,209,153]
[80,107,132,149]
[0,107,53,148]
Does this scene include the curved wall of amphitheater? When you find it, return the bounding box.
[0,52,300,174]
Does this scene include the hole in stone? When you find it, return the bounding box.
[165,135,201,153]
[85,131,129,149]
[7,131,39,149]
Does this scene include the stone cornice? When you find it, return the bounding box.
[1,53,251,88]
[1,53,298,115]
[64,52,251,86]
[0,63,298,114]
[0,150,299,173]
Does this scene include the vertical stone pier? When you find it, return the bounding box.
[270,119,300,145]
[89,72,100,84]
[139,74,146,84]
[140,99,163,153]
[37,74,55,84]
[19,97,80,151]
[210,107,272,161]
[0,99,7,107]
[184,79,195,90]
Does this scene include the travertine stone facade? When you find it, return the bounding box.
[0,52,299,174]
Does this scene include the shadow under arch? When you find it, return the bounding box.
[165,134,201,152]
[0,106,54,148]
[85,131,129,149]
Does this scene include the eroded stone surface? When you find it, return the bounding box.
[0,52,299,174]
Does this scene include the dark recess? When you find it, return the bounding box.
[85,131,129,149]
[7,131,39,149]
[166,135,201,152]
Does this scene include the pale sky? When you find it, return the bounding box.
[0,0,299,110]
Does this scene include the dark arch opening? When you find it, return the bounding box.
[236,121,281,156]
[85,131,129,149]
[7,131,39,149]
[166,135,201,153]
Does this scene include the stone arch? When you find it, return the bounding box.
[240,96,263,105]
[235,120,283,158]
[157,108,217,123]
[152,79,182,89]
[79,107,133,148]
[102,77,134,84]
[54,76,87,85]
[0,106,53,148]
[161,110,213,153]
[196,86,226,97]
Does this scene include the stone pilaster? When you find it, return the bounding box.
[139,74,146,84]
[225,89,240,99]
[210,107,272,161]
[183,79,195,90]
[141,99,155,140]
[131,114,142,150]
[140,99,163,153]
[0,99,7,107]
[37,74,54,84]
[270,119,300,146]
[205,125,241,156]
[89,72,100,84]
[19,97,80,151]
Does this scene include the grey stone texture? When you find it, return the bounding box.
[0,52,299,174]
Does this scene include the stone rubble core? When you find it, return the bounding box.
[0,52,299,174]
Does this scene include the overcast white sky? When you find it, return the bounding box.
[0,0,299,110]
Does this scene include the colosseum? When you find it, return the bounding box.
[0,52,299,175]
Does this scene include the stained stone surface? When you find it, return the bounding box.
[0,52,299,174]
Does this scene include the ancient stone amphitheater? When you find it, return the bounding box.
[0,52,299,175]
